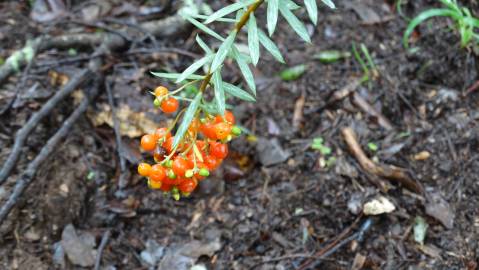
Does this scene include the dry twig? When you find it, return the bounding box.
[341,127,423,194]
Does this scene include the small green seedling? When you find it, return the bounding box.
[367,142,379,152]
[403,0,479,48]
[313,50,351,63]
[279,64,307,81]
[352,42,378,83]
[311,137,332,155]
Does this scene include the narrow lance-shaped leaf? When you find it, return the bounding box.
[403,8,456,48]
[232,46,256,95]
[210,31,237,73]
[247,13,260,66]
[173,92,202,149]
[267,0,279,36]
[204,0,256,24]
[184,15,225,41]
[279,3,311,43]
[196,35,212,54]
[176,54,214,83]
[213,68,225,115]
[321,0,336,9]
[223,83,256,102]
[258,30,285,63]
[151,72,204,81]
[191,14,238,23]
[304,0,318,25]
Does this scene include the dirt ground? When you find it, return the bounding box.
[0,0,478,269]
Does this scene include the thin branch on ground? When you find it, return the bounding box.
[0,82,100,225]
[297,217,371,270]
[0,14,188,85]
[341,127,424,194]
[94,229,112,270]
[105,78,128,189]
[0,69,91,185]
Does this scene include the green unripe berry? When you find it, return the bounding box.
[199,168,210,177]
[185,169,194,178]
[153,98,161,107]
[167,169,176,179]
[165,160,173,168]
[231,126,242,136]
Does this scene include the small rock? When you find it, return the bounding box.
[363,196,395,215]
[60,224,96,267]
[256,138,291,166]
[266,118,281,136]
[425,191,454,229]
[140,239,164,266]
[52,242,66,268]
[157,239,222,270]
[347,193,364,215]
[191,265,208,270]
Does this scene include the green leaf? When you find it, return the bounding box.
[223,83,256,102]
[173,92,202,149]
[367,142,379,152]
[248,13,260,66]
[184,15,225,41]
[211,31,237,73]
[190,14,238,23]
[267,0,279,36]
[279,3,311,43]
[284,0,301,10]
[258,30,285,63]
[321,0,336,9]
[403,8,457,48]
[232,46,256,95]
[151,72,204,81]
[414,216,428,245]
[313,50,351,63]
[176,54,214,83]
[204,0,256,24]
[304,0,318,25]
[213,68,225,115]
[279,64,307,81]
[196,35,212,54]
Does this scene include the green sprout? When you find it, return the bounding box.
[352,42,378,83]
[367,142,379,152]
[403,0,479,48]
[311,137,332,156]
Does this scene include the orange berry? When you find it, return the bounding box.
[149,179,162,189]
[215,110,235,124]
[188,118,200,134]
[154,86,168,97]
[141,134,157,151]
[160,97,179,114]
[137,163,152,177]
[154,127,171,142]
[178,178,198,193]
[200,122,217,140]
[214,122,232,140]
[160,182,172,192]
[205,155,221,170]
[172,156,191,177]
[163,137,175,153]
[150,164,166,182]
[209,141,228,159]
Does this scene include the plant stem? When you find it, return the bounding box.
[198,0,265,93]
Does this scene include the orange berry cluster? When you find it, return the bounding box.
[152,86,179,114]
[137,87,241,199]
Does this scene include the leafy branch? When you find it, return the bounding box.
[152,0,336,149]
